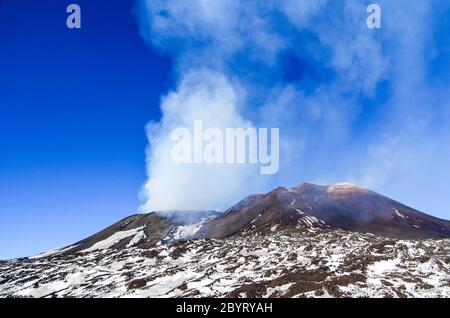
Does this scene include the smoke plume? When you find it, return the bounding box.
[135,0,450,218]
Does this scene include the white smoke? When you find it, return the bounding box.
[136,0,450,218]
[139,70,261,211]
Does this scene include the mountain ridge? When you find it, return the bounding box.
[1,182,449,298]
[196,182,450,240]
[8,182,450,259]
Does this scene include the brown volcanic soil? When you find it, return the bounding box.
[1,228,449,298]
[1,182,449,298]
[196,183,450,240]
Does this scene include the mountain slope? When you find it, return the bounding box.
[196,183,450,240]
[1,182,449,298]
[31,211,219,257]
[1,229,449,298]
[27,183,450,258]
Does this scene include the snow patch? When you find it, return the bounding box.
[368,259,400,276]
[30,244,79,259]
[293,208,305,216]
[127,228,147,247]
[393,208,407,219]
[81,227,145,252]
[265,283,293,297]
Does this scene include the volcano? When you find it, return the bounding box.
[19,183,450,257]
[1,183,449,298]
[196,183,450,240]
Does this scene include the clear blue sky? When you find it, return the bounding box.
[1,1,449,260]
[0,0,171,259]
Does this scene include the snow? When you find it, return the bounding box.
[293,208,305,216]
[81,227,145,252]
[17,279,72,298]
[393,208,407,219]
[2,228,449,298]
[368,259,400,276]
[265,283,293,297]
[125,271,198,298]
[127,228,147,247]
[30,244,79,259]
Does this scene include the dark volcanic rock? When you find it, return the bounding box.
[196,183,450,240]
[62,210,219,254]
[2,182,449,299]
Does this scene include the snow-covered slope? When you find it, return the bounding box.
[1,228,448,298]
[54,210,220,254]
[197,183,450,240]
[1,183,449,298]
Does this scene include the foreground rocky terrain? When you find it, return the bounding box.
[1,227,449,298]
[1,183,449,298]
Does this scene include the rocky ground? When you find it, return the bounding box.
[1,227,449,298]
[2,183,449,298]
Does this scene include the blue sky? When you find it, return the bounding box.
[137,0,450,217]
[1,0,450,259]
[0,0,171,259]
